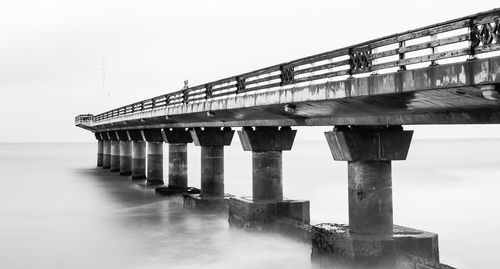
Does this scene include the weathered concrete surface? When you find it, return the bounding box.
[102,139,111,169]
[228,196,310,229]
[131,141,146,179]
[119,141,132,176]
[96,139,103,167]
[110,140,120,172]
[146,142,163,185]
[311,224,446,269]
[155,186,200,196]
[183,193,234,212]
[81,57,500,132]
[189,127,234,205]
[168,143,188,189]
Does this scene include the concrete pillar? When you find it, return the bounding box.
[95,132,103,167]
[147,142,163,185]
[119,141,132,175]
[253,151,282,202]
[132,141,146,179]
[128,130,146,180]
[191,127,234,198]
[229,126,309,228]
[116,130,131,176]
[325,125,413,240]
[102,133,111,169]
[168,143,187,188]
[109,131,120,172]
[163,128,194,189]
[238,126,295,202]
[142,129,164,185]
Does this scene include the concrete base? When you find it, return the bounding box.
[131,175,146,180]
[183,193,234,212]
[311,223,444,269]
[155,186,200,196]
[228,196,310,230]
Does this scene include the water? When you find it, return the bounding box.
[1,140,499,268]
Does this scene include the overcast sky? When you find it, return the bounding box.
[1,0,500,142]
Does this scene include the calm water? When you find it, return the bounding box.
[1,139,499,268]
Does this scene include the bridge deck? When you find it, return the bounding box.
[76,9,500,131]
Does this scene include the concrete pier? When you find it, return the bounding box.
[102,132,111,169]
[143,129,164,186]
[184,127,234,210]
[156,128,200,196]
[116,131,132,176]
[229,126,309,228]
[95,132,103,167]
[109,131,120,172]
[168,143,187,188]
[128,130,146,180]
[313,125,414,266]
[147,142,163,185]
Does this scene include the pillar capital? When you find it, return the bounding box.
[107,131,119,141]
[101,132,110,141]
[325,125,413,161]
[94,132,103,140]
[142,129,163,143]
[163,128,193,144]
[116,130,129,141]
[190,127,234,147]
[127,130,143,141]
[237,126,296,152]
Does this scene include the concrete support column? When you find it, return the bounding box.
[132,141,146,179]
[253,151,282,202]
[201,146,224,198]
[143,129,164,186]
[95,132,104,167]
[102,133,111,169]
[109,131,120,172]
[228,126,309,228]
[119,141,132,175]
[168,143,187,188]
[116,130,132,176]
[238,126,295,202]
[191,127,234,199]
[147,142,163,185]
[128,130,146,180]
[325,125,412,241]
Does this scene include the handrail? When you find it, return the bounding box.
[92,8,500,123]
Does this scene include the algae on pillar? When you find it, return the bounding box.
[102,132,111,169]
[184,127,234,210]
[128,130,146,180]
[116,130,132,176]
[109,131,121,172]
[229,126,309,229]
[95,132,104,167]
[142,129,164,186]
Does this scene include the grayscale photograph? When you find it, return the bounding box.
[1,1,500,268]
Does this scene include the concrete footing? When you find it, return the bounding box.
[310,224,441,269]
[183,193,234,212]
[228,196,310,229]
[155,186,200,196]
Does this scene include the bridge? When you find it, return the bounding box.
[76,8,500,269]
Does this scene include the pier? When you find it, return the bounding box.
[75,8,500,269]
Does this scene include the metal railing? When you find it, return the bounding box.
[92,8,500,123]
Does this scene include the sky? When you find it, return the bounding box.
[1,0,500,142]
